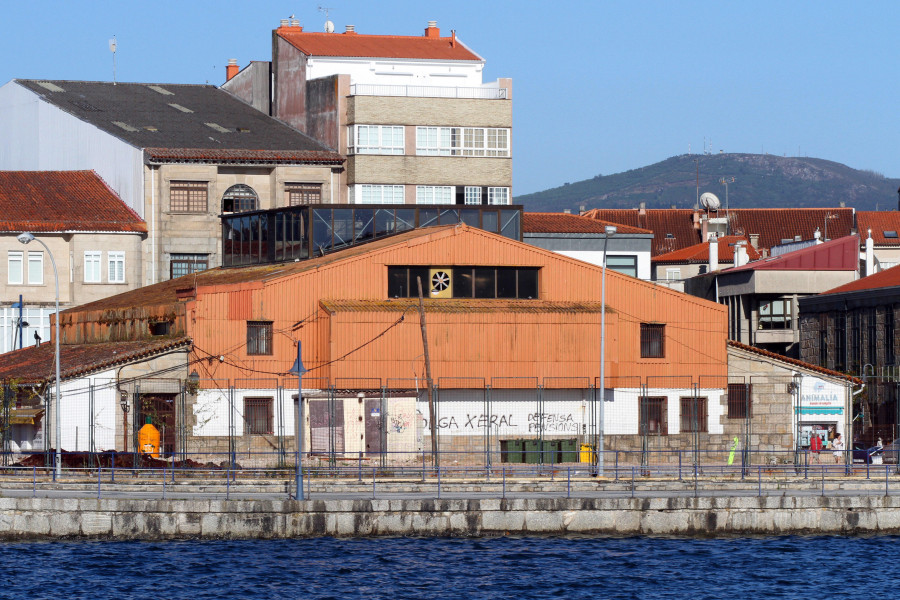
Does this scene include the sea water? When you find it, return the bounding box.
[0,535,887,599]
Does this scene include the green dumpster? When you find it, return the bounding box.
[524,439,541,464]
[560,439,578,463]
[502,439,524,464]
[541,439,560,464]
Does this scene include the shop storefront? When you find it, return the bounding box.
[795,377,847,451]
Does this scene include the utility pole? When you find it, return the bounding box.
[416,276,438,468]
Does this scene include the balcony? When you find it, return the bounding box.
[349,84,507,100]
[222,204,522,268]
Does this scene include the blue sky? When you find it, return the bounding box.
[2,1,899,194]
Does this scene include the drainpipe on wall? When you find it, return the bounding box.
[150,166,157,284]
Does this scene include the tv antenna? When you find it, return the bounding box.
[318,6,335,32]
[109,36,117,85]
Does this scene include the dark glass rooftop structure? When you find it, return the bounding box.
[221,204,522,267]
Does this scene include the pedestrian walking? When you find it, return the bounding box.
[810,432,822,463]
[832,433,844,463]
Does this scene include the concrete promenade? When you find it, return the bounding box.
[3,476,900,539]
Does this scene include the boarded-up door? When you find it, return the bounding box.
[309,398,344,454]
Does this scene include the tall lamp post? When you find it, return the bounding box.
[599,225,616,476]
[289,342,308,501]
[719,177,734,235]
[17,233,61,477]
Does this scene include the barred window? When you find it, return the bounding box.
[640,396,667,435]
[680,397,707,432]
[244,397,273,435]
[285,183,322,206]
[640,323,665,358]
[727,383,752,419]
[170,181,208,213]
[247,321,273,355]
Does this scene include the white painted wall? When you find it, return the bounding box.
[605,388,726,435]
[58,371,117,451]
[0,81,145,215]
[306,56,484,86]
[192,388,295,438]
[556,250,652,280]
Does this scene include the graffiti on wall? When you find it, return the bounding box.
[389,412,412,434]
[417,404,584,436]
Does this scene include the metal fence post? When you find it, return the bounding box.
[97,466,101,499]
[437,466,441,499]
[372,466,376,499]
[111,453,115,484]
[32,466,36,497]
[358,451,363,483]
[502,466,506,499]
[567,467,571,499]
[887,464,890,497]
[821,463,825,496]
[757,465,761,497]
[631,466,635,498]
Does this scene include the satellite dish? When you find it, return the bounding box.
[324,20,335,33]
[700,192,721,210]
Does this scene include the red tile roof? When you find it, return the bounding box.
[145,148,344,165]
[581,208,855,257]
[818,263,900,296]
[0,337,191,384]
[523,212,651,235]
[277,27,482,61]
[0,171,146,233]
[857,212,900,246]
[652,235,761,264]
[728,340,862,385]
[725,235,859,273]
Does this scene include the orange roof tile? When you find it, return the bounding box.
[857,212,900,246]
[0,171,146,233]
[728,340,862,385]
[653,235,760,264]
[277,27,481,61]
[582,208,855,257]
[818,263,900,296]
[523,212,651,235]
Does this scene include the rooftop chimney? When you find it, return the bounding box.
[225,59,239,82]
[280,19,290,27]
[839,201,846,208]
[425,20,440,38]
[709,235,719,273]
[638,202,646,216]
[866,229,875,276]
[749,233,759,250]
[345,24,356,34]
[291,18,300,28]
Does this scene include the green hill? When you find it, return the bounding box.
[516,153,900,212]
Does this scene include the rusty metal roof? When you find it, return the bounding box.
[523,212,651,235]
[0,337,191,384]
[728,340,862,385]
[320,299,610,314]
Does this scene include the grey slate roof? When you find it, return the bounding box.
[15,79,343,165]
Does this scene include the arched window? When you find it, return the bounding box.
[222,184,258,213]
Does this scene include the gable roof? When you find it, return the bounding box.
[728,340,861,385]
[653,235,760,264]
[724,235,860,273]
[523,212,651,235]
[857,212,900,246]
[0,337,190,384]
[582,208,855,257]
[0,170,146,233]
[276,26,482,61]
[14,80,343,164]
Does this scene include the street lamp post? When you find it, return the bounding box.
[17,233,61,477]
[119,391,129,452]
[599,225,616,476]
[719,177,734,235]
[289,342,308,501]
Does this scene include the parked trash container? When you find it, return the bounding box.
[502,439,524,464]
[540,439,559,464]
[524,439,541,464]
[580,444,596,464]
[560,439,578,463]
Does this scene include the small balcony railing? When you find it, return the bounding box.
[349,84,507,100]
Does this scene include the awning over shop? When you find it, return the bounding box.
[796,407,843,415]
[8,408,44,425]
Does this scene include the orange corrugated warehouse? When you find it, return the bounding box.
[59,225,726,384]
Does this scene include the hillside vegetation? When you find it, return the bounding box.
[516,153,900,213]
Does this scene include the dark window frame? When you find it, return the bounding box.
[887,305,896,366]
[247,321,273,356]
[680,396,708,433]
[244,397,274,435]
[640,396,668,435]
[758,298,792,330]
[387,266,539,300]
[285,182,322,206]
[170,253,209,279]
[867,307,878,366]
[605,255,638,278]
[727,383,752,419]
[835,312,847,371]
[640,323,665,358]
[850,312,861,370]
[222,184,259,214]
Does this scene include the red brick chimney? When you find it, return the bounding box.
[226,59,239,82]
[425,20,440,38]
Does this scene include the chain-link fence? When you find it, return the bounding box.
[0,372,859,474]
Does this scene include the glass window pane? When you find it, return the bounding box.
[518,269,539,299]
[496,268,517,298]
[474,268,495,298]
[388,267,408,298]
[452,268,473,298]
